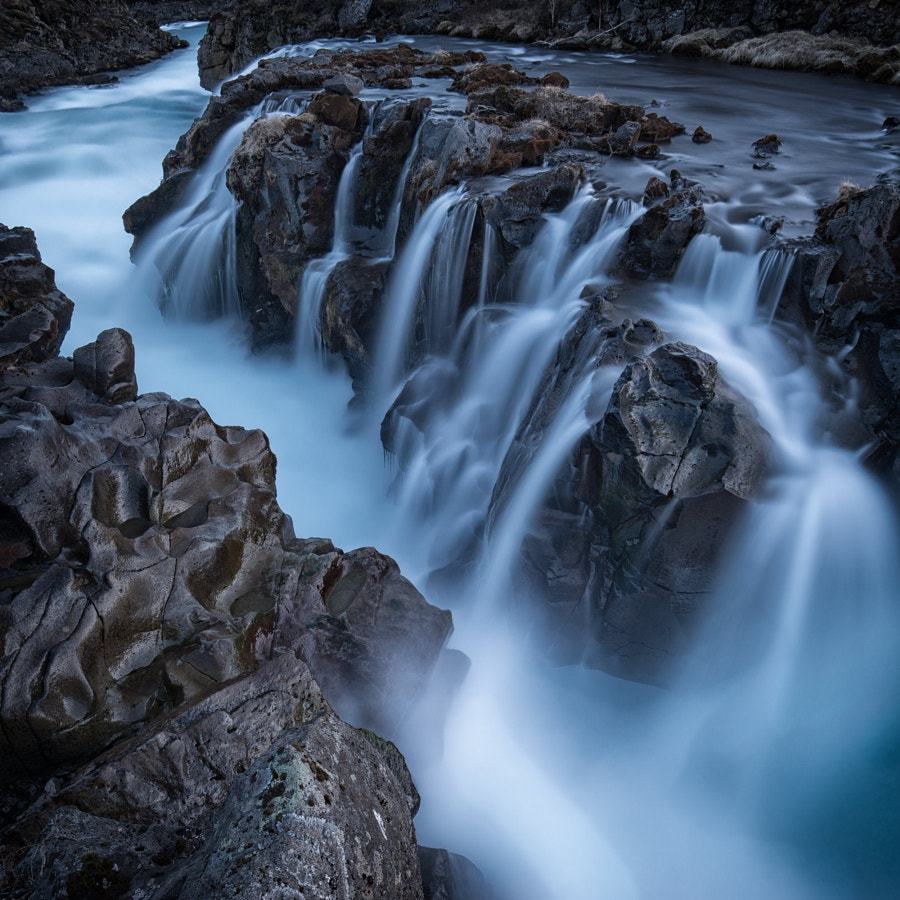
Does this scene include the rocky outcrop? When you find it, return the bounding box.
[127,1,227,24]
[621,172,706,279]
[0,223,455,874]
[488,311,770,681]
[0,225,73,370]
[1,653,424,898]
[0,0,185,111]
[127,49,685,358]
[777,180,900,480]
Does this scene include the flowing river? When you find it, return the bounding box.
[1,20,899,899]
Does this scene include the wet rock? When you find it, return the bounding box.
[225,108,365,346]
[0,239,453,812]
[778,179,900,477]
[692,125,712,143]
[752,133,782,158]
[607,120,642,156]
[884,116,900,131]
[621,172,706,278]
[321,257,390,386]
[450,62,535,94]
[1,655,424,899]
[71,328,138,403]
[324,72,365,96]
[0,225,73,371]
[491,327,770,681]
[540,71,570,88]
[639,112,685,143]
[482,164,584,250]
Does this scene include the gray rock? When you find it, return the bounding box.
[2,655,424,899]
[338,0,375,30]
[324,72,365,96]
[621,172,706,278]
[419,845,494,900]
[0,225,73,371]
[72,327,138,403]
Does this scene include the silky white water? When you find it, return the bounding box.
[2,22,899,899]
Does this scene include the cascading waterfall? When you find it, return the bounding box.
[295,122,370,354]
[371,187,467,401]
[646,229,900,808]
[131,114,254,320]
[385,191,642,572]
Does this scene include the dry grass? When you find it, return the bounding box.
[666,28,900,84]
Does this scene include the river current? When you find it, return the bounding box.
[1,21,899,899]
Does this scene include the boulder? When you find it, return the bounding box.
[621,172,706,278]
[489,315,770,681]
[71,328,138,403]
[692,125,712,143]
[419,846,493,899]
[1,655,424,899]
[0,225,73,371]
[324,71,365,96]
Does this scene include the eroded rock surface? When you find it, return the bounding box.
[0,226,453,838]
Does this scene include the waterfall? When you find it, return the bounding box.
[385,192,642,573]
[649,225,900,801]
[132,114,255,320]
[295,126,369,355]
[371,187,467,401]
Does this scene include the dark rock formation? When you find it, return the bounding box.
[778,180,900,480]
[127,49,684,359]
[419,845,494,899]
[0,0,185,110]
[0,224,454,832]
[1,653,425,899]
[0,225,73,369]
[128,1,226,24]
[621,172,706,279]
[489,311,770,681]
[0,226,489,894]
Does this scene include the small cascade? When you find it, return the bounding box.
[652,222,900,802]
[385,192,642,573]
[295,126,369,355]
[132,114,254,320]
[422,199,479,354]
[370,187,467,401]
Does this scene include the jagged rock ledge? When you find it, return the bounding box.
[0,224,480,898]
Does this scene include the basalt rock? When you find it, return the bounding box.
[490,320,770,681]
[321,256,390,387]
[777,179,900,478]
[621,172,706,278]
[0,0,184,109]
[0,232,454,822]
[0,654,425,899]
[0,225,73,370]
